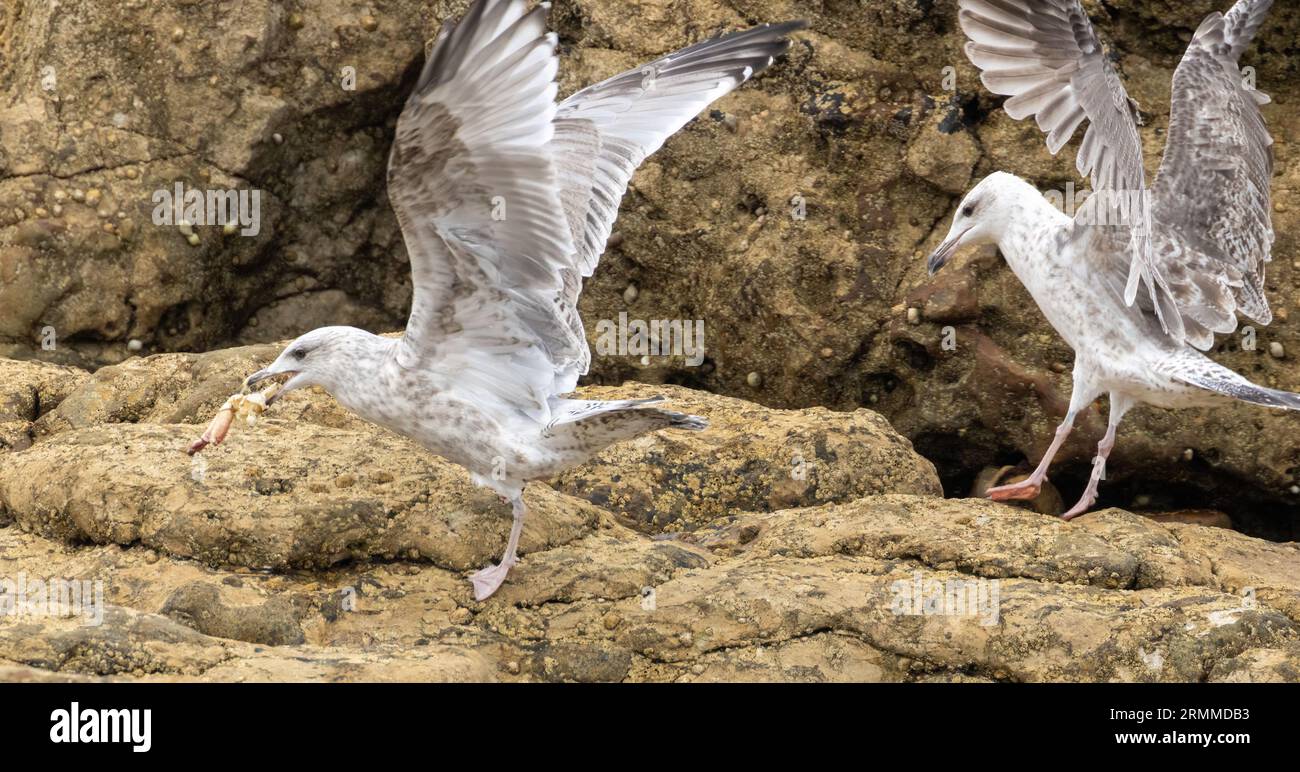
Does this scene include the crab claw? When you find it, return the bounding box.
[187,403,236,456]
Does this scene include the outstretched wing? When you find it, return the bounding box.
[546,20,805,390]
[388,0,802,424]
[387,0,580,423]
[1150,0,1275,350]
[958,0,1183,341]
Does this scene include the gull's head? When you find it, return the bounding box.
[245,326,378,403]
[928,172,1032,275]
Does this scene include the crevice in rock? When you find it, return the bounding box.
[918,431,1300,543]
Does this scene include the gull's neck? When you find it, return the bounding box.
[328,334,403,424]
[995,188,1072,277]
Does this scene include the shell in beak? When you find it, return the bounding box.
[243,369,297,405]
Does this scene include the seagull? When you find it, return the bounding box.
[241,0,805,599]
[929,0,1284,519]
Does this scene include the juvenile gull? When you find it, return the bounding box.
[240,0,804,598]
[929,0,1284,519]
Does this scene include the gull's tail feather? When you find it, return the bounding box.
[1161,352,1300,410]
[542,397,708,457]
[664,411,709,431]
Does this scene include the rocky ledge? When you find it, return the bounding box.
[1,348,1298,682]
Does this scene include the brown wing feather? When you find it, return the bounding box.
[1152,0,1275,351]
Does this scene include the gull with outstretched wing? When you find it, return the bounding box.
[929,0,1282,518]
[237,0,805,598]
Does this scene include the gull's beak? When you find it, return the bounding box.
[927,226,971,276]
[244,369,277,388]
[244,368,298,405]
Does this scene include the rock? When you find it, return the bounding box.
[160,582,305,646]
[5,0,1299,526]
[554,383,941,531]
[0,422,602,575]
[0,358,89,455]
[1140,510,1235,530]
[7,342,940,536]
[905,107,980,195]
[3,494,1299,682]
[4,0,1300,684]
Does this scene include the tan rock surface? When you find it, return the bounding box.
[1,340,940,540]
[4,0,1298,524]
[555,383,941,531]
[0,358,89,455]
[2,495,1298,682]
[2,0,1300,683]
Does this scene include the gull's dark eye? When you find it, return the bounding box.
[962,204,976,217]
[290,347,308,361]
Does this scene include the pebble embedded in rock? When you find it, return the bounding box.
[623,284,638,303]
[1269,342,1285,359]
[746,371,762,387]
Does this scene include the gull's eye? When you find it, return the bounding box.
[291,347,308,361]
[962,204,976,217]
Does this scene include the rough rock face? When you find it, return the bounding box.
[3,495,1299,682]
[0,342,938,564]
[3,0,1298,526]
[555,383,941,530]
[2,0,1300,683]
[0,358,88,452]
[0,344,1297,682]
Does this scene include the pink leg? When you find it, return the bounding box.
[986,410,1078,502]
[470,496,526,601]
[1062,393,1133,521]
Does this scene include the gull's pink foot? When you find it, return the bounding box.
[1061,496,1097,521]
[469,559,517,601]
[985,478,1043,501]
